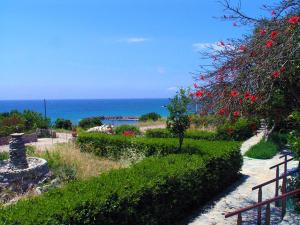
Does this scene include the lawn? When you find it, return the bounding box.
[245,139,278,159]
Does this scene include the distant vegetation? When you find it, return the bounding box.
[0,110,50,137]
[78,117,102,129]
[54,118,73,130]
[114,125,141,136]
[139,112,161,122]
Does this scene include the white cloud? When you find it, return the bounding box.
[167,86,177,91]
[119,37,150,43]
[192,42,223,52]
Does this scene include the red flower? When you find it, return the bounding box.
[280,67,285,73]
[259,29,266,35]
[239,45,247,52]
[199,75,205,80]
[230,90,239,97]
[219,41,225,46]
[273,71,281,78]
[219,108,225,115]
[270,31,279,39]
[195,90,204,97]
[233,111,240,117]
[239,99,243,104]
[288,16,300,24]
[193,83,199,89]
[250,95,257,103]
[265,40,273,48]
[244,91,251,99]
[271,10,276,16]
[123,130,135,137]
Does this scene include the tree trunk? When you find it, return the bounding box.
[179,134,184,151]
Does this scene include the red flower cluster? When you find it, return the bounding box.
[219,108,225,115]
[244,91,257,103]
[265,40,274,48]
[239,45,247,52]
[194,83,199,88]
[259,29,266,35]
[288,16,300,24]
[273,70,281,78]
[233,111,240,117]
[230,90,239,97]
[195,90,204,97]
[123,130,135,137]
[270,31,279,39]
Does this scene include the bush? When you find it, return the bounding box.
[77,132,240,159]
[145,128,216,140]
[190,114,226,128]
[269,132,288,148]
[54,118,73,130]
[245,139,278,159]
[139,112,161,122]
[216,117,259,141]
[114,125,141,136]
[78,117,102,129]
[0,149,242,225]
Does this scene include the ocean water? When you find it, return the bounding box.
[0,99,169,125]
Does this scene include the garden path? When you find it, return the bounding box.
[183,132,300,225]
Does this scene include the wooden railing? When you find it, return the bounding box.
[225,188,300,225]
[225,154,298,224]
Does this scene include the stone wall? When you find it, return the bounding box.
[0,133,38,146]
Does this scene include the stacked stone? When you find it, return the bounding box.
[9,133,28,169]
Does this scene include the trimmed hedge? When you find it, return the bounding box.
[145,128,216,140]
[77,132,240,159]
[0,149,242,225]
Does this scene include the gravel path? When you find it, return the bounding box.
[0,133,72,152]
[183,131,300,225]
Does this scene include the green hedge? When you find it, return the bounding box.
[77,132,240,159]
[0,149,242,225]
[145,128,216,140]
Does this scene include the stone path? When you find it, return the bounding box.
[182,131,300,225]
[0,133,72,152]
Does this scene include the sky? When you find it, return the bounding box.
[0,0,275,100]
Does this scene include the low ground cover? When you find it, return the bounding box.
[0,146,242,225]
[245,139,278,159]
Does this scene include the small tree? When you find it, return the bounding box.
[167,89,191,151]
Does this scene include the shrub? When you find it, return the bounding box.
[216,117,259,141]
[145,128,216,140]
[54,118,73,130]
[269,132,288,148]
[245,139,278,159]
[189,114,226,128]
[77,132,240,159]
[78,117,102,129]
[0,150,242,225]
[114,125,141,135]
[139,112,161,122]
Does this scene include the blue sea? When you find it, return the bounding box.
[0,99,169,125]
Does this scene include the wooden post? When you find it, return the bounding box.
[282,156,287,219]
[275,166,279,207]
[237,213,242,225]
[257,187,262,225]
[265,203,271,225]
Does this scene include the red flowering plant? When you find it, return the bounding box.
[123,130,135,137]
[191,0,300,125]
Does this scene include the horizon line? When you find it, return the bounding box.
[0,97,170,101]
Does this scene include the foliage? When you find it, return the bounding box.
[167,89,191,151]
[54,118,73,130]
[0,152,9,161]
[0,110,50,137]
[245,139,278,159]
[0,150,242,225]
[77,132,240,160]
[216,117,259,141]
[269,131,288,148]
[114,125,141,136]
[191,0,300,125]
[145,128,216,140]
[139,112,161,122]
[78,117,102,129]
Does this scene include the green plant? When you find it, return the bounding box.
[78,117,102,129]
[114,125,141,135]
[167,89,191,151]
[145,128,173,138]
[54,118,73,130]
[0,152,9,161]
[0,149,242,225]
[139,112,161,122]
[245,139,278,159]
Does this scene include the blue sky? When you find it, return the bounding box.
[0,0,274,100]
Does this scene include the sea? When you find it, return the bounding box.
[0,99,170,125]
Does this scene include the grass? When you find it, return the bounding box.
[0,152,9,160]
[29,143,123,180]
[245,139,279,159]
